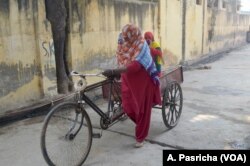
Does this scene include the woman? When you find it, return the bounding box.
[103,24,161,148]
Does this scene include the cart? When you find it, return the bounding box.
[102,65,183,129]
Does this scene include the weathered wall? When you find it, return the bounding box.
[0,0,54,114]
[69,0,159,72]
[0,0,250,117]
[184,0,250,61]
[205,9,250,55]
[0,0,58,114]
[185,0,204,61]
[159,0,183,65]
[0,0,159,116]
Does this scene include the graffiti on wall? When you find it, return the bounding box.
[40,39,56,80]
[42,39,54,57]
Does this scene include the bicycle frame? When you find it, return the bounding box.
[79,77,122,125]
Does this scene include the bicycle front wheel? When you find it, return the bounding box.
[41,102,92,166]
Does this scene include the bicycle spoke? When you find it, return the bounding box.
[41,103,92,166]
[66,113,80,136]
[174,106,179,119]
[166,109,170,122]
[169,107,175,125]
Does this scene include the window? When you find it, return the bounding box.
[138,0,158,2]
[237,4,241,11]
[196,0,202,5]
[207,0,213,8]
[222,1,227,8]
[214,0,219,7]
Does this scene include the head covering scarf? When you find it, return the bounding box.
[116,24,159,85]
[117,24,145,65]
[144,31,154,43]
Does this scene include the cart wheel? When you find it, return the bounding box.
[162,81,183,129]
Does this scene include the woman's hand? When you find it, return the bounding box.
[102,69,114,77]
[102,68,127,78]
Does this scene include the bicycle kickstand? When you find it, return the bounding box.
[92,129,103,139]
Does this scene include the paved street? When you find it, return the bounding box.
[0,45,250,166]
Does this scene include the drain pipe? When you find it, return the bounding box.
[247,25,250,43]
[181,0,187,64]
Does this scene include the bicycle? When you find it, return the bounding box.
[41,66,184,166]
[40,71,124,166]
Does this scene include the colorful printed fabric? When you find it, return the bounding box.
[117,24,145,66]
[150,41,163,74]
[135,41,159,85]
[116,24,159,85]
[144,32,164,75]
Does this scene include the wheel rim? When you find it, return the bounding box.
[162,82,183,128]
[41,103,92,166]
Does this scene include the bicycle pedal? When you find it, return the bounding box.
[92,133,102,139]
[120,114,128,121]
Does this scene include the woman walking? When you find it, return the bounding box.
[103,24,161,147]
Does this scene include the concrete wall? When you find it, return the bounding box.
[184,0,250,62]
[185,0,204,61]
[0,0,56,114]
[159,0,183,65]
[204,9,250,55]
[69,0,159,72]
[0,0,159,116]
[0,0,250,117]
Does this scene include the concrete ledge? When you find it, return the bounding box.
[0,94,75,126]
[181,43,249,71]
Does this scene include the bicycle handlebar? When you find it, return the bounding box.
[70,71,103,77]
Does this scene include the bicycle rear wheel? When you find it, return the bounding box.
[41,102,92,166]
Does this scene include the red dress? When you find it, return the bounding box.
[121,61,161,142]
